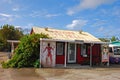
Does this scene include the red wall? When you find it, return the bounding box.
[92,44,101,64]
[56,55,65,64]
[76,44,89,64]
[56,43,101,65]
[76,44,101,64]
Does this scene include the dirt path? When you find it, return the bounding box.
[0,52,45,80]
[36,68,120,80]
[1,52,120,80]
[0,52,8,62]
[0,52,12,80]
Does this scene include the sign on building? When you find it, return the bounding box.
[102,46,109,63]
[40,41,56,67]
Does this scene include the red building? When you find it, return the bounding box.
[31,27,106,68]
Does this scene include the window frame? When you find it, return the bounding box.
[56,42,65,55]
[81,44,88,57]
[113,47,120,55]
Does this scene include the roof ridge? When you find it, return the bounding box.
[33,26,85,33]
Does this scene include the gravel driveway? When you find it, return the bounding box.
[1,52,120,80]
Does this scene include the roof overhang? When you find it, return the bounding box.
[40,38,108,44]
[40,38,84,44]
[109,44,120,47]
[84,41,109,44]
[7,40,20,43]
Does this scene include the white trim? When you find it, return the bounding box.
[64,42,67,67]
[90,43,93,67]
[40,38,108,44]
[40,38,74,42]
[84,41,109,44]
[11,42,14,53]
[75,43,76,62]
[40,38,84,43]
[67,43,76,63]
[7,40,20,43]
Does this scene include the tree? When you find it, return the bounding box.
[111,36,117,42]
[0,24,23,51]
[0,24,23,40]
[99,38,110,42]
[99,36,119,42]
[2,33,49,68]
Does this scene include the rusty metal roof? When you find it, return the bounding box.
[32,27,102,43]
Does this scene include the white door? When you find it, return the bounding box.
[68,43,76,63]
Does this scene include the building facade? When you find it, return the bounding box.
[31,27,106,67]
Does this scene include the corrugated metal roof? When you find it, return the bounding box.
[32,27,102,43]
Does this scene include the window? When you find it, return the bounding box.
[114,47,120,55]
[56,42,64,55]
[109,47,113,53]
[81,44,87,57]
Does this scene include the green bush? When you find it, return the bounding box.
[2,33,49,68]
[34,59,40,68]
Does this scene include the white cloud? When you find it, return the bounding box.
[92,20,106,27]
[66,19,88,29]
[15,26,21,28]
[45,14,60,18]
[15,23,34,34]
[0,13,13,22]
[97,26,120,37]
[12,7,20,11]
[2,0,13,4]
[15,23,34,29]
[112,6,120,17]
[98,6,120,18]
[0,13,12,17]
[67,0,116,15]
[30,10,60,18]
[30,10,47,17]
[0,13,20,23]
[98,26,104,32]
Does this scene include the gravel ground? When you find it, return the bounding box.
[1,52,120,80]
[35,68,120,80]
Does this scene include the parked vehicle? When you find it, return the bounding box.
[109,41,120,64]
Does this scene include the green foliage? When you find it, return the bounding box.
[99,38,110,42]
[99,36,119,42]
[2,33,49,68]
[0,24,23,51]
[111,36,118,42]
[34,59,40,68]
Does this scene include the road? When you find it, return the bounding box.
[0,52,120,80]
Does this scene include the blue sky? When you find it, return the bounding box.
[0,0,120,38]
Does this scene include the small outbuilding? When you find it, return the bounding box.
[7,40,20,58]
[31,27,107,68]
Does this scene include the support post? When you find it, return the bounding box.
[11,42,14,54]
[90,43,93,67]
[64,42,67,67]
[40,39,42,68]
[106,44,109,67]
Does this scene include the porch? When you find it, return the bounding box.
[56,64,91,69]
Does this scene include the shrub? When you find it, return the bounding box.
[2,33,49,68]
[34,59,40,68]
